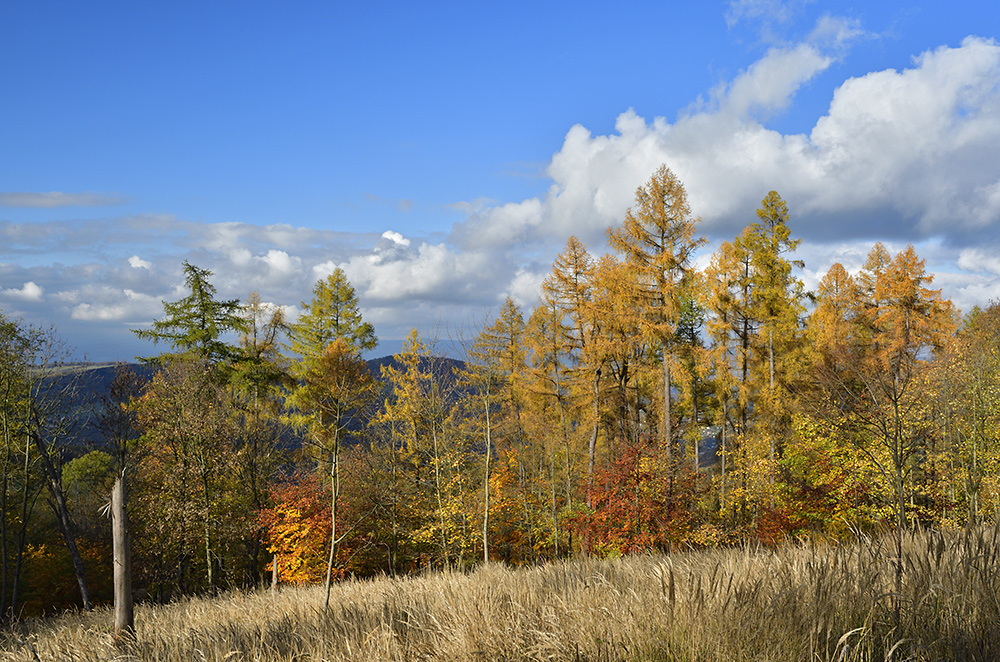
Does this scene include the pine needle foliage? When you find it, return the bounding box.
[132,261,249,364]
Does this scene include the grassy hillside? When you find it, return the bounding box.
[3,527,998,661]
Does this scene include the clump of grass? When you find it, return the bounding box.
[2,527,997,661]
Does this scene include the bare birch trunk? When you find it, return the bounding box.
[483,391,491,563]
[324,436,339,613]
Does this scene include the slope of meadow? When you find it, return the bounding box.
[2,527,998,662]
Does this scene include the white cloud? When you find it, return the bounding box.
[68,287,161,322]
[257,249,299,275]
[710,43,832,119]
[345,240,497,303]
[925,271,1000,318]
[449,34,1000,255]
[447,35,839,252]
[958,247,1000,276]
[371,231,414,264]
[71,302,127,322]
[808,15,865,52]
[507,268,547,308]
[2,281,44,301]
[311,260,342,281]
[6,26,1000,360]
[381,230,410,247]
[128,255,152,270]
[806,37,1000,227]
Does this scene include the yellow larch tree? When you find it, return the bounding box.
[542,236,604,508]
[806,243,957,623]
[607,165,706,464]
[702,191,807,521]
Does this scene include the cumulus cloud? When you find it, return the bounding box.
[450,35,1000,256]
[258,249,299,275]
[345,241,497,304]
[449,35,836,250]
[0,191,126,208]
[5,25,1000,360]
[1,281,44,301]
[507,269,548,308]
[373,231,413,263]
[958,248,1000,276]
[708,42,832,118]
[70,289,161,322]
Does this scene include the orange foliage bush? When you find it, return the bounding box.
[259,472,331,584]
[568,436,696,556]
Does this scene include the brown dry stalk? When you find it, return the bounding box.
[1,527,997,661]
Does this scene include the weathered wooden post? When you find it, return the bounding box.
[112,470,134,642]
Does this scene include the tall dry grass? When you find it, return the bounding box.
[2,526,997,661]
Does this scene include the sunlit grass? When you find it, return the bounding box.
[2,526,998,661]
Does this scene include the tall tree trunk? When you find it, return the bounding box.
[740,314,750,436]
[1,452,8,617]
[662,349,672,461]
[549,449,558,557]
[482,390,491,563]
[31,431,91,610]
[720,399,728,511]
[768,329,776,478]
[12,432,37,619]
[112,471,134,642]
[432,424,447,566]
[199,449,213,591]
[390,433,399,577]
[323,435,339,613]
[587,367,601,509]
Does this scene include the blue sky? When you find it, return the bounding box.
[2,1,1000,360]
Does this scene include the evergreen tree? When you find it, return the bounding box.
[133,261,248,365]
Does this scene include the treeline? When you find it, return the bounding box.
[2,164,998,617]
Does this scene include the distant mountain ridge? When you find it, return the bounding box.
[47,355,467,449]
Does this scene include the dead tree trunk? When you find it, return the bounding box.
[112,472,133,641]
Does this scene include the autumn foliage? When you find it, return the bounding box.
[259,473,330,584]
[6,165,998,617]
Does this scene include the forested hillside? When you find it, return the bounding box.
[1,165,996,618]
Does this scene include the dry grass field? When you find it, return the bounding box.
[2,527,998,661]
